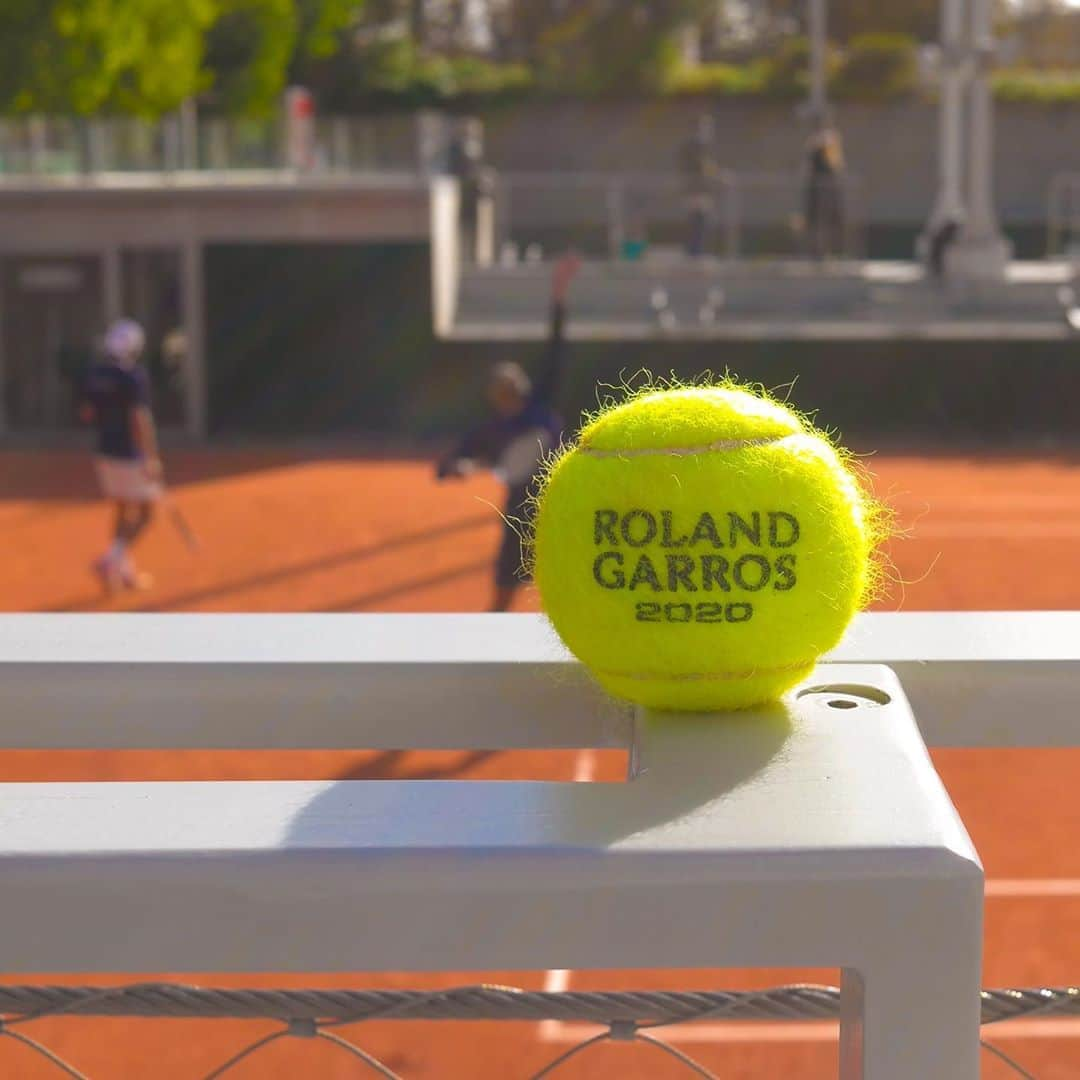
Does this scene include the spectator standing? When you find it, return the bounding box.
[679,114,720,257]
[446,117,495,263]
[928,217,962,278]
[803,125,847,259]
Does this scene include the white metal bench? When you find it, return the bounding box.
[1,612,1078,1078]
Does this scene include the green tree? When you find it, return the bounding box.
[768,0,939,43]
[203,0,296,111]
[0,0,217,114]
[297,0,357,58]
[0,0,359,117]
[832,32,917,101]
[205,0,358,112]
[508,0,714,93]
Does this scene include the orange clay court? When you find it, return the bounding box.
[0,447,1078,1078]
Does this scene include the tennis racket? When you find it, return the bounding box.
[165,496,202,553]
[493,429,553,487]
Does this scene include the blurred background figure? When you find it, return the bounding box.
[803,123,847,259]
[446,116,495,264]
[928,215,963,278]
[679,113,720,257]
[78,318,163,593]
[620,200,649,262]
[436,252,581,612]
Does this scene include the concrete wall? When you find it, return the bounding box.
[0,178,431,436]
[0,178,430,250]
[475,100,1080,225]
[206,243,432,435]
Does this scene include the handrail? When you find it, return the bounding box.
[0,611,1076,748]
[1047,171,1080,257]
[485,169,865,262]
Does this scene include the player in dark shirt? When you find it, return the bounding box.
[437,253,581,611]
[79,319,164,592]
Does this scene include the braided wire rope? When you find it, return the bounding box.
[0,982,1061,1080]
[0,982,1075,1025]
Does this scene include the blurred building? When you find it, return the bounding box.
[0,113,430,440]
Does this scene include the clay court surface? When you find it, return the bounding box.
[1,446,1079,1077]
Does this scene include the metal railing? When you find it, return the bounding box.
[0,981,1073,1079]
[484,170,865,264]
[0,113,418,178]
[0,611,1075,1080]
[1047,172,1080,258]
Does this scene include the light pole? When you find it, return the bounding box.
[923,0,967,240]
[945,0,1013,280]
[807,0,828,125]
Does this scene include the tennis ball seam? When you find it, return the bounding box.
[578,435,788,458]
[595,660,814,683]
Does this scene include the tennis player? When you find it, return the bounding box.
[437,252,581,611]
[79,318,163,592]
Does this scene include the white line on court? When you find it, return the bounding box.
[986,878,1080,897]
[540,1018,1080,1044]
[537,750,598,1039]
[572,750,598,785]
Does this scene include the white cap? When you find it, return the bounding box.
[104,318,146,365]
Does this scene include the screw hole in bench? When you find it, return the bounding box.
[796,683,892,708]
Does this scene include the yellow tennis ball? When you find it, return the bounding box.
[533,382,880,712]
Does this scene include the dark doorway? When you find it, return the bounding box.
[2,256,102,429]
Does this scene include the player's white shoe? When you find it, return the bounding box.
[119,558,153,592]
[91,555,122,594]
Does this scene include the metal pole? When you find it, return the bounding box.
[162,113,180,174]
[925,0,967,241]
[103,247,123,324]
[808,0,828,124]
[723,172,740,261]
[87,120,108,175]
[1045,176,1061,258]
[179,99,198,170]
[331,116,350,173]
[498,176,512,261]
[946,0,1011,280]
[207,120,227,172]
[28,117,47,177]
[180,240,207,439]
[607,180,625,260]
[965,0,1008,252]
[475,184,495,267]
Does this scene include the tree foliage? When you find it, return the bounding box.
[831,33,917,101]
[0,0,359,116]
[352,0,715,94]
[767,0,939,44]
[203,0,297,112]
[5,0,1067,116]
[496,0,714,93]
[0,0,217,114]
[301,32,531,109]
[205,0,356,111]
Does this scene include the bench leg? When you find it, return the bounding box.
[838,931,981,1078]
